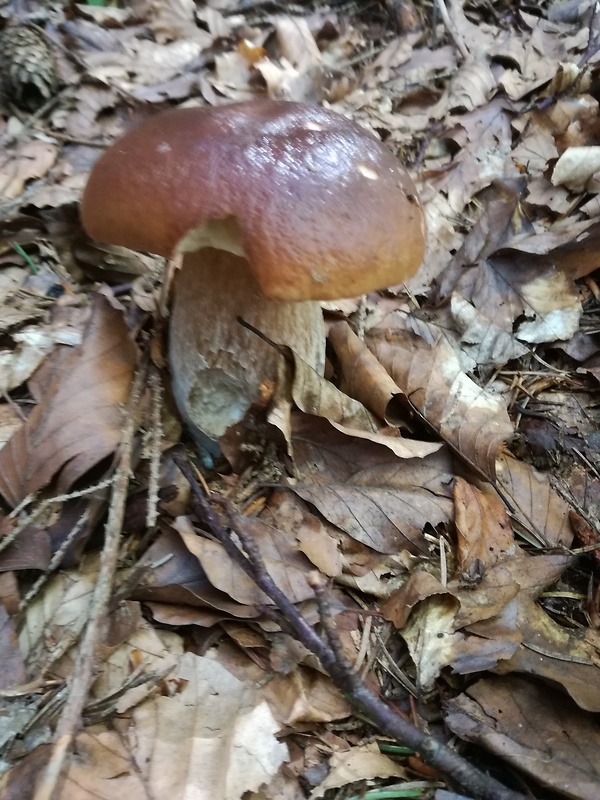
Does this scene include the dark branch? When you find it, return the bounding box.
[174,450,527,800]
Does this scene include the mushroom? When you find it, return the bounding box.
[81,100,425,446]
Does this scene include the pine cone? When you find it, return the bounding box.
[0,24,58,111]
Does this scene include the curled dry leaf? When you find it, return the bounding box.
[495,592,600,713]
[328,319,416,423]
[134,526,261,619]
[173,514,315,607]
[446,676,600,800]
[386,547,593,699]
[0,295,137,507]
[366,322,513,479]
[269,339,380,441]
[400,591,517,691]
[443,59,496,114]
[552,145,600,192]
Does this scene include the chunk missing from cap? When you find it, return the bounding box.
[81,100,426,442]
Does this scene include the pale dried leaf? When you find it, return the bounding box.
[309,742,406,799]
[552,145,600,192]
[428,101,512,214]
[132,652,288,800]
[0,323,82,393]
[0,604,26,689]
[0,141,58,200]
[450,293,528,366]
[19,562,97,674]
[0,404,23,449]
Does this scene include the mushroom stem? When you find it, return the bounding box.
[169,248,325,443]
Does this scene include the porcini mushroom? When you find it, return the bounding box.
[81,100,425,445]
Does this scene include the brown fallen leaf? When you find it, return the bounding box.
[434,178,529,301]
[30,652,288,800]
[495,453,572,547]
[19,559,98,676]
[262,490,345,578]
[453,477,514,574]
[291,413,454,554]
[0,294,137,507]
[385,548,584,694]
[328,319,418,424]
[133,652,288,799]
[366,319,513,479]
[426,100,512,214]
[173,514,315,607]
[134,526,261,619]
[0,743,51,800]
[446,676,600,800]
[552,145,600,192]
[0,570,20,615]
[216,639,351,727]
[270,338,381,437]
[495,595,600,713]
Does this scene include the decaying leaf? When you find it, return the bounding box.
[291,413,454,554]
[131,652,288,800]
[552,145,600,193]
[0,140,59,200]
[309,742,406,799]
[366,319,513,478]
[0,295,137,507]
[135,526,262,619]
[495,454,572,547]
[446,676,600,800]
[0,604,26,689]
[454,478,515,574]
[173,514,315,606]
[47,652,288,800]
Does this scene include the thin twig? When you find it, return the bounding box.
[579,2,600,68]
[0,477,113,556]
[33,360,147,800]
[146,365,163,531]
[173,451,528,800]
[435,0,469,60]
[19,508,90,612]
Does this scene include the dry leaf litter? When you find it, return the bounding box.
[0,1,599,800]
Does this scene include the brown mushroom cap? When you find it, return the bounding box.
[81,100,425,301]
